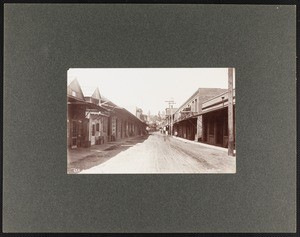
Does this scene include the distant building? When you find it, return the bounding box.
[136,108,143,119]
[164,107,178,129]
[136,107,148,123]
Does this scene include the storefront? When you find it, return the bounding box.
[173,117,198,141]
[67,98,89,148]
[201,90,236,148]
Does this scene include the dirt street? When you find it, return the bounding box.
[79,132,236,174]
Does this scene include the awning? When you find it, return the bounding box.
[89,111,110,117]
[173,115,198,125]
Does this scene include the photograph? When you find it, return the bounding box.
[4,3,296,234]
[67,68,236,174]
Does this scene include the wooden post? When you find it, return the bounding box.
[170,106,173,136]
[228,68,234,156]
[214,119,217,145]
[202,116,205,142]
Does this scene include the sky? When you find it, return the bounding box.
[67,68,235,116]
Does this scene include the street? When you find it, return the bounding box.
[78,132,235,174]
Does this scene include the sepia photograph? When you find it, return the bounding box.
[67,68,236,174]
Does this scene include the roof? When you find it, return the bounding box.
[202,88,235,105]
[201,89,236,114]
[112,107,147,125]
[100,95,119,109]
[67,79,85,100]
[67,79,146,125]
[80,85,98,97]
[175,88,228,114]
[175,89,236,120]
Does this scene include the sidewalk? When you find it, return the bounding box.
[67,135,147,163]
[172,135,236,154]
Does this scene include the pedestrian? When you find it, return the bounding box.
[163,127,167,141]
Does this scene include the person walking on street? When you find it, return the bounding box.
[163,126,168,141]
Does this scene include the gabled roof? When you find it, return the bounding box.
[67,78,85,101]
[67,80,145,125]
[91,87,101,100]
[80,85,96,97]
[84,87,102,106]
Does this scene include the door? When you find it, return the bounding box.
[91,123,96,145]
[71,120,78,148]
[216,117,223,146]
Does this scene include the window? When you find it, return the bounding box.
[72,91,76,97]
[96,123,100,131]
[72,121,77,137]
[92,124,95,136]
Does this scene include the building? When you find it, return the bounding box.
[136,107,148,123]
[67,79,147,148]
[164,107,178,132]
[173,88,227,141]
[67,79,92,148]
[100,99,147,141]
[199,89,236,148]
[83,87,110,146]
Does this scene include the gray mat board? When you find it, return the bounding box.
[3,4,296,233]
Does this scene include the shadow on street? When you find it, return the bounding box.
[67,134,151,174]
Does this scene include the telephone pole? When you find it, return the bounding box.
[165,99,175,136]
[228,68,234,156]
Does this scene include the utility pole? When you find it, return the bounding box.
[165,99,175,136]
[228,68,234,156]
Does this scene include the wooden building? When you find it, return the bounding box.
[84,88,110,145]
[67,79,90,148]
[173,88,227,141]
[201,89,236,148]
[67,78,147,148]
[100,98,147,142]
